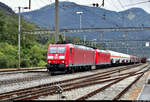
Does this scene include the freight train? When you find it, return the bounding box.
[46,43,139,73]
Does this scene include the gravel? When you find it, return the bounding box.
[0,70,95,94]
[87,76,137,100]
[0,64,149,101]
[0,65,125,94]
[121,70,150,100]
[38,63,150,100]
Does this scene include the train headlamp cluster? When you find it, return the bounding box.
[61,61,64,63]
[48,60,65,64]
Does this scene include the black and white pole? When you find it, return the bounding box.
[76,11,84,44]
[56,85,63,100]
[76,11,83,29]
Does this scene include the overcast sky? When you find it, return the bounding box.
[0,0,150,13]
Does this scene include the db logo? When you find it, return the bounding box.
[55,54,58,59]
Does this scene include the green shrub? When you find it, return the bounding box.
[38,60,46,67]
[0,56,7,68]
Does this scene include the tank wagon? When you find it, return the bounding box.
[107,50,131,65]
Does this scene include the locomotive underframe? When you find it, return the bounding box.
[46,64,66,71]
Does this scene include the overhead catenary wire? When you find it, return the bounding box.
[118,0,125,9]
[124,0,150,7]
[109,0,120,11]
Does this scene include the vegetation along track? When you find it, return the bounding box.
[0,64,147,100]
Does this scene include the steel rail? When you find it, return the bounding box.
[10,65,148,100]
[76,65,149,100]
[0,67,45,72]
[0,64,140,96]
[113,68,150,100]
[0,64,143,100]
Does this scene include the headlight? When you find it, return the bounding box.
[61,61,64,63]
[48,61,51,63]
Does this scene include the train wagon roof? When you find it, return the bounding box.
[96,49,110,54]
[49,44,94,51]
[49,43,73,46]
[107,50,130,58]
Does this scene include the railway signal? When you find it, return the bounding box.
[101,0,104,7]
[93,3,99,7]
[92,0,104,7]
[23,0,31,9]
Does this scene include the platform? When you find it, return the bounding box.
[137,75,150,100]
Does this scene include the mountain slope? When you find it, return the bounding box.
[22,1,150,41]
[0,2,36,45]
[0,2,15,14]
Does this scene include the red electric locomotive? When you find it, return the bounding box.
[95,49,111,67]
[46,44,95,73]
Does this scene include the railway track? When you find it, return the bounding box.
[76,65,150,100]
[0,74,50,86]
[0,67,45,75]
[0,64,140,87]
[0,64,148,100]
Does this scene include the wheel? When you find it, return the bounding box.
[71,68,75,73]
[48,71,54,75]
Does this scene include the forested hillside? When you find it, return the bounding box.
[0,2,101,68]
[0,5,48,68]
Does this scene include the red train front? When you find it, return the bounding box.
[46,44,71,72]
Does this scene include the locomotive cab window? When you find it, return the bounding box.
[49,47,66,53]
[57,47,66,53]
[49,47,57,53]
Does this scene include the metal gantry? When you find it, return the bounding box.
[23,27,150,35]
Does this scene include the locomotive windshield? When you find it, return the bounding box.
[49,47,66,53]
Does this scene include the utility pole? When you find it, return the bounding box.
[100,32,103,40]
[18,0,31,70]
[29,0,31,9]
[76,11,83,29]
[55,0,59,43]
[100,32,103,49]
[18,7,21,70]
[122,15,128,54]
[84,35,86,45]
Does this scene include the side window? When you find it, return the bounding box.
[70,48,72,54]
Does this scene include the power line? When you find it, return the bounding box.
[124,0,150,7]
[117,0,125,9]
[109,0,120,11]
